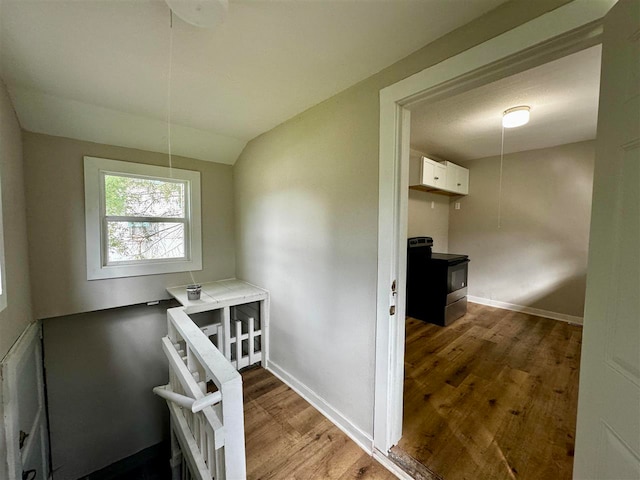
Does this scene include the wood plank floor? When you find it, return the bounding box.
[242,367,396,480]
[396,303,582,480]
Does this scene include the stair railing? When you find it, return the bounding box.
[154,306,246,480]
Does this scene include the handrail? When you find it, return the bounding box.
[153,385,222,413]
[157,305,247,479]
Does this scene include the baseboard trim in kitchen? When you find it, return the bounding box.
[266,361,373,454]
[467,296,583,326]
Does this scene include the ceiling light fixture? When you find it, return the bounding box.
[502,105,530,128]
[165,0,229,29]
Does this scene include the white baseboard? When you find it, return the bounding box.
[467,296,583,325]
[266,361,374,454]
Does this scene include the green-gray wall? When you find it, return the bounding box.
[43,302,175,480]
[0,76,35,480]
[0,80,33,360]
[21,132,236,478]
[449,141,595,318]
[22,132,236,319]
[234,0,571,439]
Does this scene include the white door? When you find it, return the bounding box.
[573,0,640,478]
[1,322,50,480]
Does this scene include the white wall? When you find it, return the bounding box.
[449,140,595,317]
[234,0,569,442]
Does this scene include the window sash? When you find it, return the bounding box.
[100,170,189,219]
[100,171,192,267]
[102,218,190,266]
[84,156,202,280]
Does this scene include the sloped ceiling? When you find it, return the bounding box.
[0,0,507,164]
[410,45,602,162]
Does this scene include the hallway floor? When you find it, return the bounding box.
[397,303,582,480]
[242,367,395,480]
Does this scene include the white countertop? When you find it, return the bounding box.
[167,278,268,314]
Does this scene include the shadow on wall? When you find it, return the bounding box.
[512,272,587,319]
[43,301,174,480]
[448,141,595,318]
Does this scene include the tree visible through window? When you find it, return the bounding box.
[104,174,188,263]
[84,156,202,280]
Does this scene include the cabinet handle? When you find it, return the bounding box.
[434,177,439,180]
[457,183,461,186]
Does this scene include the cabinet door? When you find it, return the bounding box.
[420,158,436,187]
[444,162,459,192]
[443,162,469,194]
[455,166,469,195]
[432,163,447,189]
[421,158,446,188]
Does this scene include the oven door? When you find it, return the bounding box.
[446,259,469,304]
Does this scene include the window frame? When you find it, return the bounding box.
[84,156,202,280]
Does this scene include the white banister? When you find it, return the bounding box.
[153,385,222,413]
[155,306,247,479]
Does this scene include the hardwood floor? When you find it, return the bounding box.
[242,367,396,480]
[397,303,582,480]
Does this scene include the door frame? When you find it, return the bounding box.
[373,0,615,455]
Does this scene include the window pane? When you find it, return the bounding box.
[106,221,185,262]
[104,174,185,218]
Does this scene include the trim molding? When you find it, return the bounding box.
[467,296,584,325]
[375,0,609,453]
[266,361,373,454]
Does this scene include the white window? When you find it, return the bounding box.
[84,156,202,280]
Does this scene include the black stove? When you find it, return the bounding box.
[406,237,470,326]
[430,253,469,264]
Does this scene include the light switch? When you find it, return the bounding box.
[455,202,461,210]
[431,201,435,209]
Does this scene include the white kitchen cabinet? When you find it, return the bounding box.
[443,161,469,195]
[409,155,469,195]
[421,157,447,189]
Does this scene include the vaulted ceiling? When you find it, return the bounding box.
[0,0,507,164]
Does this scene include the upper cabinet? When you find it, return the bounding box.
[419,157,447,190]
[442,161,469,195]
[409,156,469,195]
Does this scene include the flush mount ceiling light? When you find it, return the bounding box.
[502,105,531,128]
[165,0,229,28]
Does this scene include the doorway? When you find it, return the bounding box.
[391,43,601,478]
[372,0,612,471]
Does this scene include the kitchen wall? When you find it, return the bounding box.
[407,149,450,252]
[234,0,570,441]
[449,140,595,318]
[0,80,33,360]
[22,132,236,319]
[21,133,236,477]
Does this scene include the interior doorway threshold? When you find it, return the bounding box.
[388,446,444,480]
